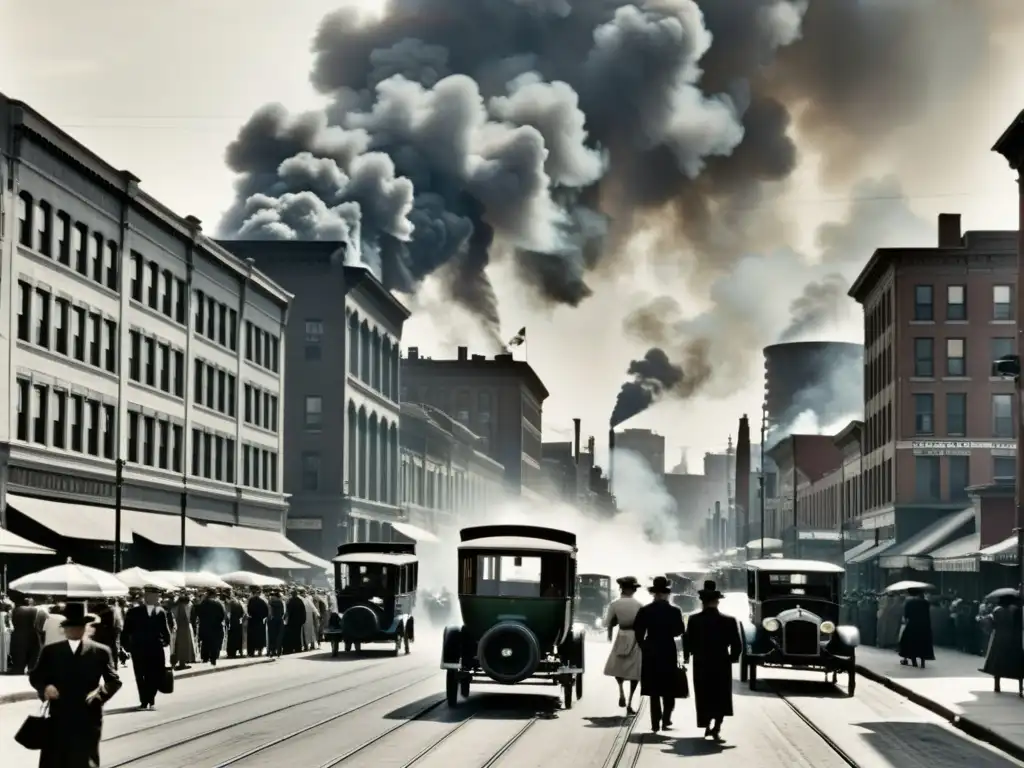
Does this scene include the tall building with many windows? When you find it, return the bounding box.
[846,212,1016,543]
[0,93,297,569]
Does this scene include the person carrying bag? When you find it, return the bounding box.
[14,703,51,751]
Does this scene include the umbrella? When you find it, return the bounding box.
[884,580,935,593]
[220,571,285,588]
[149,570,231,590]
[985,587,1021,602]
[0,529,55,556]
[9,558,129,598]
[114,567,176,592]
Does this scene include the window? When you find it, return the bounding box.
[302,452,321,491]
[205,365,215,406]
[34,288,50,348]
[143,416,155,466]
[173,350,184,397]
[104,320,117,373]
[127,411,139,463]
[161,270,173,316]
[55,299,69,355]
[16,281,31,342]
[159,343,171,392]
[87,401,100,456]
[994,285,1013,321]
[245,321,254,360]
[56,212,71,265]
[175,279,187,324]
[158,420,170,469]
[72,307,86,361]
[217,369,227,413]
[227,375,236,417]
[172,424,183,472]
[191,429,201,476]
[945,338,966,376]
[203,432,213,478]
[206,296,216,339]
[91,233,104,283]
[949,455,970,501]
[129,330,141,382]
[992,337,1015,365]
[218,304,227,346]
[105,241,118,290]
[194,361,204,405]
[226,439,236,483]
[89,313,102,367]
[914,455,940,501]
[32,385,47,445]
[913,394,934,435]
[913,337,934,377]
[17,192,31,247]
[305,396,323,429]
[195,290,205,334]
[228,309,238,351]
[914,285,933,321]
[15,379,29,441]
[946,393,966,437]
[993,393,1014,438]
[36,201,52,256]
[244,385,252,422]
[145,338,156,387]
[53,391,67,449]
[70,395,84,452]
[951,285,972,320]
[147,262,159,309]
[994,456,1015,480]
[305,319,324,360]
[102,404,115,459]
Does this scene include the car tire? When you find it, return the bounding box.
[748,661,758,690]
[478,622,541,684]
[460,676,470,698]
[330,640,339,657]
[563,679,573,709]
[847,657,856,697]
[739,656,748,682]
[446,670,458,707]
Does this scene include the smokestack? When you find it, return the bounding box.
[713,500,722,553]
[736,415,751,548]
[457,346,468,361]
[408,346,419,360]
[608,428,616,495]
[573,419,581,465]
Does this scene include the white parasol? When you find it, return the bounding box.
[149,570,231,590]
[219,571,286,588]
[9,558,129,598]
[114,567,176,592]
[0,528,55,556]
[884,580,935,593]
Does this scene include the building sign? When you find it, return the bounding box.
[908,440,1016,456]
[9,467,115,499]
[286,517,323,530]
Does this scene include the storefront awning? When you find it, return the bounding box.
[288,551,333,571]
[199,522,296,552]
[391,521,440,543]
[0,528,55,556]
[980,535,1017,563]
[879,507,975,570]
[745,537,783,550]
[848,539,897,564]
[798,530,844,542]
[843,540,876,563]
[120,509,224,548]
[928,532,980,573]
[245,550,310,570]
[9,494,132,543]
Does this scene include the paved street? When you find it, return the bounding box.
[4,636,1022,767]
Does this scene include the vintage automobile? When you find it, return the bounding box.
[325,542,418,657]
[740,559,858,695]
[440,524,586,709]
[576,573,613,630]
[667,571,702,614]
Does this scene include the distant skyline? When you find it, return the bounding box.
[3,1,1022,473]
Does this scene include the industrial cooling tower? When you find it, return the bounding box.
[763,341,864,432]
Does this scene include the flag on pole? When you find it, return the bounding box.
[508,327,526,347]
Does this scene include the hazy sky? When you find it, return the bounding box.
[3,1,1022,473]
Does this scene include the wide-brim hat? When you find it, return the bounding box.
[648,576,672,594]
[617,576,641,589]
[698,580,723,601]
[61,604,97,628]
[142,585,163,594]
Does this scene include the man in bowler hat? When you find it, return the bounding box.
[122,586,171,710]
[30,603,122,766]
[633,576,686,733]
[684,580,743,741]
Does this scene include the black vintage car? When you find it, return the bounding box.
[740,559,859,696]
[325,542,418,656]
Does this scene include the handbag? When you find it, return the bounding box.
[14,704,51,750]
[157,667,175,695]
[674,664,690,699]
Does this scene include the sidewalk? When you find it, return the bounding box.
[856,644,1024,761]
[0,653,283,705]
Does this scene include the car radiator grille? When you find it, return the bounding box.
[783,620,819,655]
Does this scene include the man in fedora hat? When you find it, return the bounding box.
[603,576,644,713]
[633,576,686,733]
[122,586,171,710]
[684,580,743,741]
[30,603,122,766]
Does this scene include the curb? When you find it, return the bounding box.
[0,657,277,705]
[856,663,1024,762]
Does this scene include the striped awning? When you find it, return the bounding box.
[980,535,1017,564]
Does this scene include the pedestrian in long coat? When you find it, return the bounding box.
[195,590,226,665]
[284,590,307,654]
[122,586,171,710]
[224,591,245,659]
[268,591,286,656]
[898,588,935,667]
[982,594,1024,695]
[603,576,643,713]
[246,589,269,656]
[684,580,742,741]
[300,591,319,650]
[171,594,197,669]
[10,597,41,674]
[29,603,122,768]
[313,592,329,642]
[633,576,686,733]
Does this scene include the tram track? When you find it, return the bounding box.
[104,656,398,743]
[107,668,438,768]
[602,698,645,768]
[769,683,861,768]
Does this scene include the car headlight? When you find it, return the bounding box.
[762,617,780,632]
[819,621,836,634]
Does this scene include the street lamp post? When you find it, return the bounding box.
[759,403,769,559]
[113,458,125,572]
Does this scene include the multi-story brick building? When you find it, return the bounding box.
[0,93,319,575]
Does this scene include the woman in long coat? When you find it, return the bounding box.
[633,576,685,733]
[603,576,643,713]
[684,580,742,741]
[898,588,935,667]
[982,593,1024,695]
[172,593,197,669]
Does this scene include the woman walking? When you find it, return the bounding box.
[982,592,1024,695]
[603,576,644,713]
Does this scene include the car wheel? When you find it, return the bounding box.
[748,661,758,690]
[563,679,573,709]
[575,673,583,700]
[330,640,339,658]
[404,633,411,654]
[739,657,748,682]
[446,670,458,707]
[460,676,470,698]
[847,659,856,697]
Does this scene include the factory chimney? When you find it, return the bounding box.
[712,501,722,553]
[736,415,751,549]
[608,428,616,495]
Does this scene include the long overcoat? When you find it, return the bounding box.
[172,600,197,665]
[10,604,41,672]
[29,639,122,768]
[633,598,685,698]
[684,608,742,728]
[246,595,269,653]
[982,603,1024,680]
[225,598,245,656]
[898,596,935,661]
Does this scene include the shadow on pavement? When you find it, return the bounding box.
[584,715,633,728]
[294,650,397,662]
[659,736,735,756]
[382,691,560,721]
[857,721,1019,767]
[733,675,847,698]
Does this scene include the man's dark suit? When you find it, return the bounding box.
[122,604,171,707]
[30,639,121,767]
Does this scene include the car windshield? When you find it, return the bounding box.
[339,563,389,596]
[475,555,549,597]
[761,572,835,601]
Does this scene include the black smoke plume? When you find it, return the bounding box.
[611,345,711,427]
[219,0,1018,358]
